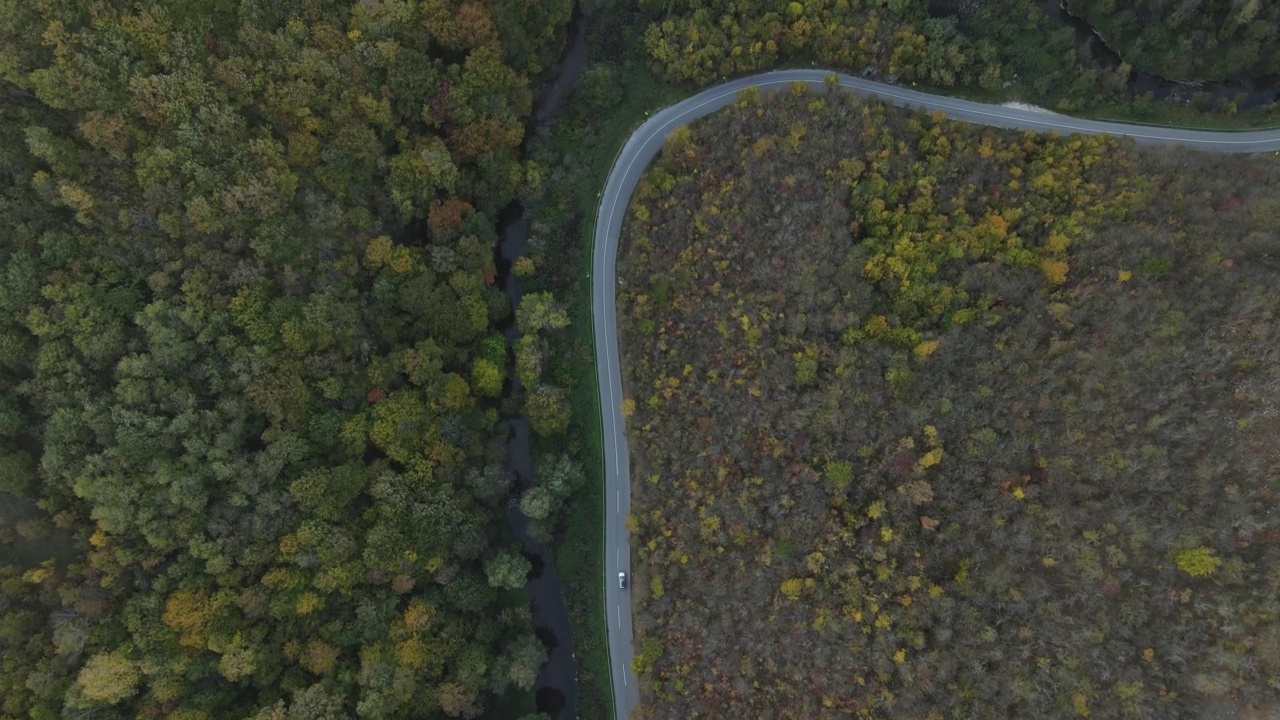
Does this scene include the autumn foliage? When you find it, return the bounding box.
[617,87,1280,719]
[0,0,576,717]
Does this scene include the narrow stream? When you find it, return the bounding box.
[1043,0,1280,110]
[494,205,577,720]
[0,492,75,567]
[534,3,589,128]
[492,4,589,718]
[928,0,1280,111]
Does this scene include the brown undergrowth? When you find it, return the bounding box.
[617,85,1280,719]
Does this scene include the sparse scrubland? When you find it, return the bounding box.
[617,84,1280,719]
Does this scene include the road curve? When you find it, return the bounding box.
[591,68,1280,720]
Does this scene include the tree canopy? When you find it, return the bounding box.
[1065,0,1280,80]
[628,0,1280,118]
[0,1,575,717]
[617,85,1280,719]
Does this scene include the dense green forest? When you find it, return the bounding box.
[628,0,1280,118]
[616,85,1280,718]
[0,1,580,718]
[1065,0,1280,80]
[635,0,1003,89]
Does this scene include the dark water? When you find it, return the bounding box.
[492,4,590,716]
[1038,0,1280,110]
[0,492,75,567]
[931,0,1280,111]
[494,206,579,720]
[534,4,589,128]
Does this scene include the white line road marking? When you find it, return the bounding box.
[616,490,620,513]
[623,671,628,687]
[616,547,619,566]
[616,605,621,628]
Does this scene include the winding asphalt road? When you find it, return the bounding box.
[591,68,1280,720]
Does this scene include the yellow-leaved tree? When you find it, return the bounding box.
[73,652,139,706]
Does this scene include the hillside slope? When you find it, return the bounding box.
[617,86,1280,719]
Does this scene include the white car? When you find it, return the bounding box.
[618,572,628,589]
